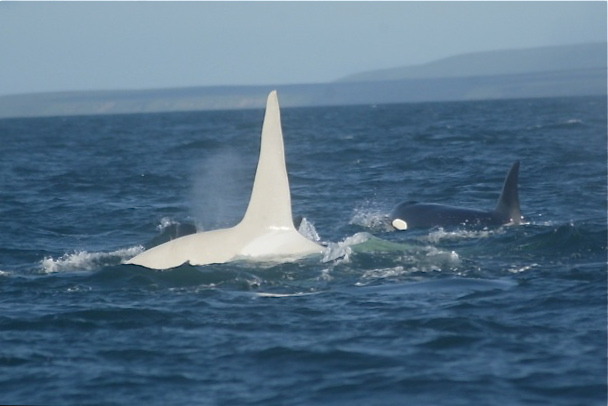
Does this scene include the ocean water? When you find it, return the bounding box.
[0,95,606,405]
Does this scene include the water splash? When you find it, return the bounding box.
[349,206,393,232]
[422,227,503,244]
[157,217,185,231]
[39,246,143,274]
[298,217,321,243]
[322,232,372,263]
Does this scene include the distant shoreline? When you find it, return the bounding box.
[1,42,605,119]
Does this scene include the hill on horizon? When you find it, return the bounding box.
[336,42,606,82]
[0,42,605,119]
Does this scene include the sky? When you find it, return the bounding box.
[1,1,606,96]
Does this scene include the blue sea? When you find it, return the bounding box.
[1,95,606,405]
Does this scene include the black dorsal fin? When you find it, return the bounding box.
[494,160,522,224]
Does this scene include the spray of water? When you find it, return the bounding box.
[189,150,252,230]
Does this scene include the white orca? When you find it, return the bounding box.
[390,161,522,230]
[127,91,324,269]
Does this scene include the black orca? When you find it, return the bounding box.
[390,161,522,230]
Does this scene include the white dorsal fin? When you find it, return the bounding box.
[126,90,323,269]
[239,90,295,232]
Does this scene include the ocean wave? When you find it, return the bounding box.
[144,218,198,249]
[322,232,373,263]
[357,247,461,282]
[357,266,408,282]
[527,118,586,131]
[422,227,504,244]
[321,229,461,283]
[157,216,187,231]
[517,222,607,258]
[39,246,143,274]
[506,263,540,274]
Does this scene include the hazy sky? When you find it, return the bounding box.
[1,1,606,96]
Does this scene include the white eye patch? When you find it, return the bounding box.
[392,218,408,231]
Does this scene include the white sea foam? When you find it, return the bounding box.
[357,266,407,282]
[507,263,539,274]
[66,285,93,293]
[157,217,179,231]
[422,246,461,268]
[356,247,460,283]
[423,227,502,244]
[322,232,372,263]
[39,246,143,274]
[317,268,333,282]
[254,291,322,298]
[349,207,393,232]
[298,217,321,243]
